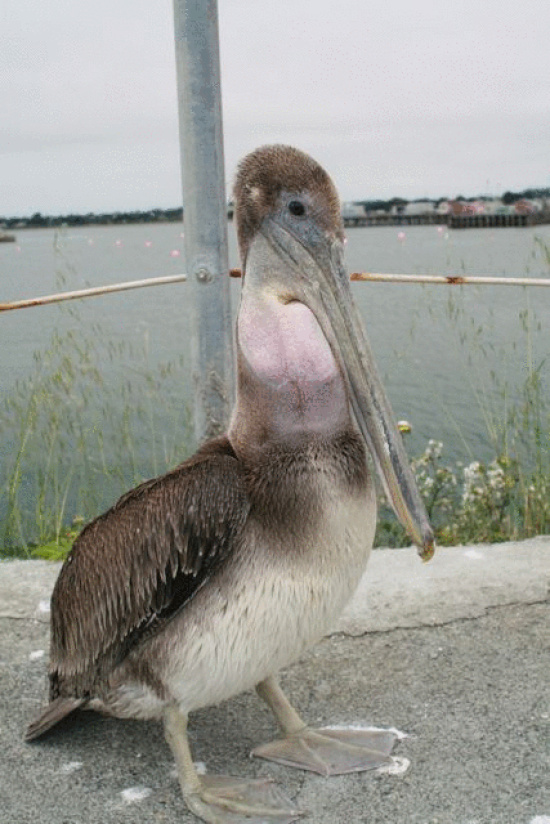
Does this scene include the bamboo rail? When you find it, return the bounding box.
[1,270,549,314]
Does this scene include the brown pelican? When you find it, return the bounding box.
[26,145,434,823]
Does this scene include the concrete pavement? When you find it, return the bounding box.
[1,538,549,824]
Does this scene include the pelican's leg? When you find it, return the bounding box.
[163,704,302,824]
[253,676,397,776]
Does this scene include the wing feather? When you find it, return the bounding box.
[49,437,249,699]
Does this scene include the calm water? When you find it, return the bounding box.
[1,222,549,472]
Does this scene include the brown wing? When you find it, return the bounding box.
[49,436,250,700]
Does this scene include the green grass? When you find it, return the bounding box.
[0,312,192,557]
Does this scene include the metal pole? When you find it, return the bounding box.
[173,0,234,443]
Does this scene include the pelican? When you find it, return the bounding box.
[26,145,434,823]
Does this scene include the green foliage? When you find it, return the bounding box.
[376,437,549,548]
[375,255,550,549]
[29,519,83,561]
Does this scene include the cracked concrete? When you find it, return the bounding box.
[337,536,550,635]
[1,537,549,824]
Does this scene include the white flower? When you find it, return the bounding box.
[425,440,443,460]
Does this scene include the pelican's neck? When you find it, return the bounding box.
[228,287,350,453]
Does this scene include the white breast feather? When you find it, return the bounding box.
[163,489,375,713]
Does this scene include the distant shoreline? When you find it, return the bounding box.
[4,212,550,232]
[1,209,186,231]
[2,185,549,231]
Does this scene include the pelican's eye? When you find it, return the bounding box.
[288,200,306,217]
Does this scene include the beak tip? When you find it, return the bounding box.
[419,535,436,563]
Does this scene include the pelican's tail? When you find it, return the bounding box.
[25,696,84,741]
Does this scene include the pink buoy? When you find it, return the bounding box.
[397,231,406,242]
[170,249,181,257]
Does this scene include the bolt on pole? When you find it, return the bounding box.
[173,0,234,444]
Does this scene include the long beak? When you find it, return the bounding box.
[261,218,435,561]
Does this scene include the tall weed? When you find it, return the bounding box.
[376,238,549,546]
[0,315,191,556]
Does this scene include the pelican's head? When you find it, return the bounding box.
[232,145,434,560]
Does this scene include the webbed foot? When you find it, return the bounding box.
[164,704,302,824]
[252,725,396,776]
[185,775,302,824]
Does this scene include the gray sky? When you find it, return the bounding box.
[2,0,549,216]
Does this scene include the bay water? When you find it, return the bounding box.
[1,222,548,537]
